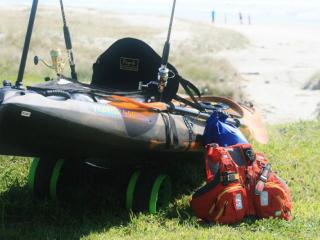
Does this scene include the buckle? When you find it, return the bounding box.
[221,172,239,186]
[244,148,255,162]
[259,174,268,183]
[259,164,272,183]
[255,164,272,195]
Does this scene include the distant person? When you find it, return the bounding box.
[239,12,243,24]
[211,10,215,23]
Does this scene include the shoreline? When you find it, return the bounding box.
[2,2,320,28]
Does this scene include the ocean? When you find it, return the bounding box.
[1,0,320,27]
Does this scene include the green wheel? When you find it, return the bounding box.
[149,175,172,214]
[126,170,172,214]
[27,158,40,193]
[126,170,141,211]
[27,156,65,199]
[49,159,65,198]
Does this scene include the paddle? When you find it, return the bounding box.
[240,104,269,144]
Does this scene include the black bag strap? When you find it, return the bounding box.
[192,172,221,199]
[175,75,205,111]
[178,76,202,98]
[160,112,179,149]
[174,95,204,111]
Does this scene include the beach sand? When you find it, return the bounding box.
[215,25,320,124]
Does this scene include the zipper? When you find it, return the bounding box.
[214,201,228,222]
[265,182,286,196]
[217,185,243,202]
[208,185,243,215]
[266,182,289,217]
[276,195,286,217]
[208,202,216,215]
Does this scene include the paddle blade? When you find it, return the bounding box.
[241,105,269,144]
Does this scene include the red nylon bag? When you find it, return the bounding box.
[249,153,292,221]
[190,144,292,224]
[190,144,248,224]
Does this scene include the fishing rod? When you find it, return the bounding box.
[15,0,39,87]
[158,0,177,100]
[59,0,78,80]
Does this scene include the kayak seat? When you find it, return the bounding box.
[91,37,179,102]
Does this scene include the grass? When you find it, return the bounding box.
[0,7,248,99]
[0,120,319,239]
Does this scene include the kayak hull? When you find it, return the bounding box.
[0,89,206,165]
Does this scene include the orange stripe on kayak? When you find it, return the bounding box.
[149,140,164,150]
[109,95,167,111]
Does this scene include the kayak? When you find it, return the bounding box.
[0,80,206,161]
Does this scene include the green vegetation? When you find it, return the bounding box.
[0,121,319,239]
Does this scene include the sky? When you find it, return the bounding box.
[1,0,320,27]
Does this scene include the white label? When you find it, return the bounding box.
[235,193,243,210]
[260,191,269,206]
[21,111,31,117]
